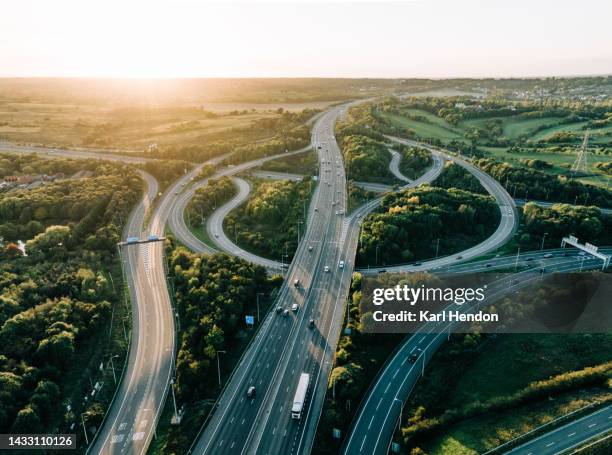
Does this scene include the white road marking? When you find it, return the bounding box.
[546,442,555,447]
[588,423,597,428]
[568,432,576,437]
[132,432,145,441]
[111,434,124,444]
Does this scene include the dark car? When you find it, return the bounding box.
[408,348,423,364]
[309,319,315,329]
[247,386,256,398]
[276,306,282,314]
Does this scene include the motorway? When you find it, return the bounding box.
[342,248,612,455]
[504,404,612,454]
[0,141,170,454]
[187,104,355,455]
[515,197,612,215]
[0,141,149,164]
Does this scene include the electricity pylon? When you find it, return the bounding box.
[570,130,589,175]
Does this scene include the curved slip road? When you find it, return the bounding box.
[342,248,612,455]
[388,147,412,183]
[167,146,312,268]
[206,176,284,270]
[357,135,518,274]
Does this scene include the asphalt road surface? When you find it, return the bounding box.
[359,136,518,273]
[342,249,611,455]
[388,147,412,183]
[504,404,612,454]
[167,146,312,263]
[188,104,353,455]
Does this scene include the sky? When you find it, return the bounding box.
[1,0,611,78]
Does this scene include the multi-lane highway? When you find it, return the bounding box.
[504,403,612,454]
[188,104,354,455]
[0,141,171,454]
[342,248,612,455]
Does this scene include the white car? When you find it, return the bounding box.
[339,260,345,269]
[291,303,299,312]
[324,266,330,273]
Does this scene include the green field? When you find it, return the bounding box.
[502,116,565,139]
[404,333,612,454]
[380,111,466,143]
[529,121,589,142]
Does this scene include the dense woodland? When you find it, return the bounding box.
[0,155,141,441]
[186,176,236,227]
[335,104,398,183]
[520,202,612,250]
[139,159,193,190]
[397,145,433,180]
[474,158,612,208]
[357,186,500,266]
[433,161,487,194]
[161,247,278,452]
[225,178,313,261]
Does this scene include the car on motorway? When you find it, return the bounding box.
[276,306,282,314]
[378,269,387,274]
[246,386,256,399]
[413,261,422,266]
[408,347,423,364]
[526,257,534,262]
[308,245,313,251]
[294,279,300,288]
[292,303,299,312]
[309,319,315,329]
[486,263,492,268]
[544,253,554,258]
[214,233,219,238]
[314,207,318,212]
[335,211,338,215]
[283,309,289,317]
[339,260,344,269]
[456,255,463,260]
[324,266,330,273]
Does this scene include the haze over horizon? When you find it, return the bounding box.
[1,0,611,79]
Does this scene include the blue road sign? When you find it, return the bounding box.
[245,315,255,325]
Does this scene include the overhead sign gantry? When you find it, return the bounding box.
[561,235,610,269]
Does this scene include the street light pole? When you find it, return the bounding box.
[170,378,179,421]
[256,293,264,322]
[540,232,548,251]
[81,413,89,445]
[109,355,118,384]
[375,244,379,266]
[435,238,440,258]
[514,246,521,271]
[216,350,226,387]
